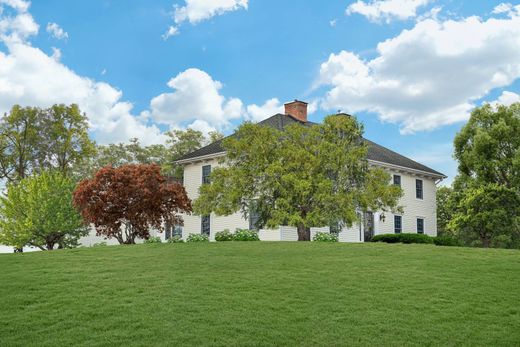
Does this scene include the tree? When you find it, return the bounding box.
[436,186,454,236]
[0,104,95,182]
[0,171,89,251]
[73,164,192,244]
[194,115,402,241]
[450,102,520,247]
[449,184,520,248]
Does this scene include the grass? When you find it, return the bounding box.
[0,242,519,347]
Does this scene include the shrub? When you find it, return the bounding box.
[215,229,234,241]
[433,236,462,247]
[167,235,184,243]
[92,241,107,247]
[233,229,259,241]
[186,233,209,242]
[313,232,338,242]
[144,236,162,244]
[372,233,433,244]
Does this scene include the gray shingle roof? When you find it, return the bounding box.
[177,113,445,177]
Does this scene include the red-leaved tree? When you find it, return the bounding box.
[73,164,192,244]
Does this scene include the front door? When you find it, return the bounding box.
[364,212,374,242]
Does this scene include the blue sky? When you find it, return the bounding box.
[1,0,520,185]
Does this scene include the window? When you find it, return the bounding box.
[202,165,211,184]
[249,210,261,230]
[201,215,210,236]
[393,174,401,186]
[394,215,402,234]
[416,179,423,199]
[417,218,424,234]
[165,222,183,239]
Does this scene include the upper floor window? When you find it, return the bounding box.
[417,218,424,234]
[393,174,401,186]
[202,165,211,184]
[201,215,210,236]
[416,179,423,199]
[394,215,402,234]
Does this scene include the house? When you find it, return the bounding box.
[175,100,446,242]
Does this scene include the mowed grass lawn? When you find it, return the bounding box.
[1,242,519,346]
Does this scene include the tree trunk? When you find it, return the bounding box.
[297,224,311,241]
[481,236,491,248]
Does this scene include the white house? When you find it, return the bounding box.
[175,100,446,242]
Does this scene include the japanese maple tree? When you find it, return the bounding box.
[73,164,192,244]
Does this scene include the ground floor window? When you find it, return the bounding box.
[417,218,424,234]
[201,215,210,236]
[394,215,402,234]
[165,223,183,239]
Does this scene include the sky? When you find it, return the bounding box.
[1,0,520,185]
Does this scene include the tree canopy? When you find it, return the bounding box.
[194,114,402,240]
[0,104,95,183]
[448,102,520,248]
[73,164,192,244]
[0,171,88,250]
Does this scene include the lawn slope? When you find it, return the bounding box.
[0,243,519,346]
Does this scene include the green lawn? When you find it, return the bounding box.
[0,243,519,347]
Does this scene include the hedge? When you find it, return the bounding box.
[371,233,433,244]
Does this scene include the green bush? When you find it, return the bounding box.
[233,229,259,241]
[215,229,234,241]
[433,236,462,247]
[144,236,162,244]
[92,241,107,247]
[313,232,338,242]
[372,233,433,244]
[186,233,209,242]
[167,235,184,243]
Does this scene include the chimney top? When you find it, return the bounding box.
[284,99,308,122]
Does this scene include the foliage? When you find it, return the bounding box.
[73,164,192,244]
[88,129,224,180]
[0,171,89,250]
[167,235,184,243]
[233,229,259,241]
[433,236,462,247]
[448,183,520,248]
[371,233,433,244]
[0,104,95,183]
[312,232,338,242]
[186,233,209,242]
[1,243,519,346]
[194,115,402,241]
[144,237,162,244]
[450,102,520,248]
[92,242,107,247]
[215,229,234,241]
[436,186,455,236]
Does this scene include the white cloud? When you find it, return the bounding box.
[329,19,337,27]
[164,0,247,39]
[150,68,243,130]
[46,22,68,40]
[491,91,520,107]
[346,0,431,23]
[318,13,520,133]
[0,0,30,13]
[245,98,283,122]
[174,0,248,24]
[0,9,38,42]
[162,25,179,40]
[50,46,61,61]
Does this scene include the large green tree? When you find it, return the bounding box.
[0,104,95,182]
[436,186,454,236]
[194,115,402,241]
[450,102,520,247]
[0,171,89,251]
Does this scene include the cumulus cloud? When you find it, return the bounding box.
[346,0,431,23]
[150,68,243,130]
[245,98,284,122]
[46,22,68,40]
[164,0,248,39]
[491,91,520,107]
[318,13,520,133]
[0,0,38,43]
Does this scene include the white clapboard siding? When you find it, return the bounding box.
[280,226,298,241]
[259,229,281,241]
[338,223,363,243]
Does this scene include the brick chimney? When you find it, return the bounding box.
[284,100,308,122]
